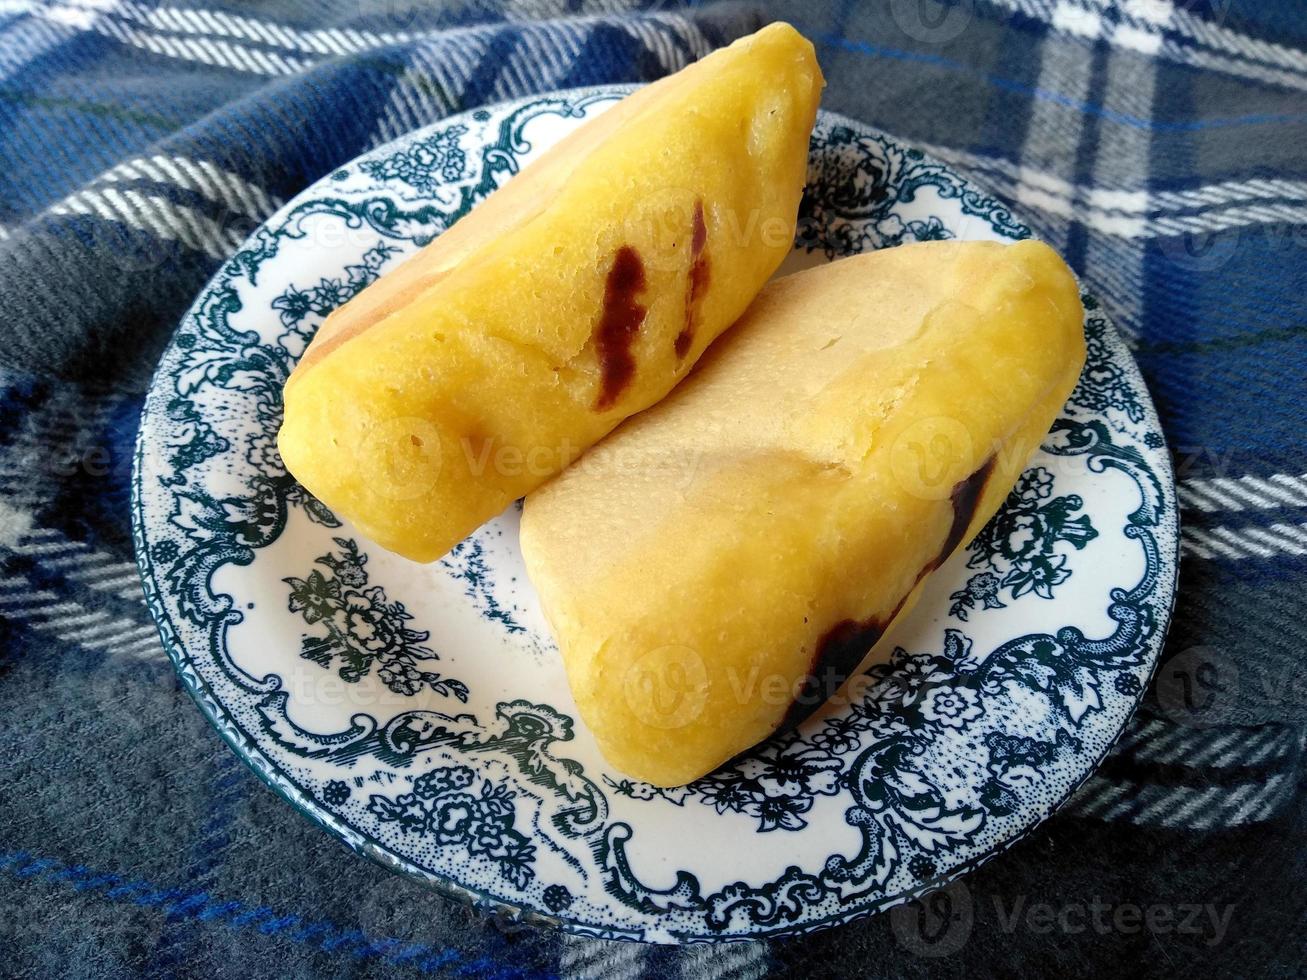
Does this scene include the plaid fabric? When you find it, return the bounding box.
[1,1,1304,976]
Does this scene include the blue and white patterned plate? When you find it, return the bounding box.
[132,86,1179,943]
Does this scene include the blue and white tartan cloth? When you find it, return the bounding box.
[1,1,1305,976]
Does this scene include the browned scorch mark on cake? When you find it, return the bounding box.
[675,200,709,360]
[782,614,895,731]
[593,246,647,410]
[778,455,997,731]
[929,454,997,574]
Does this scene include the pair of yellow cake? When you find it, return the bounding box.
[278,24,1086,786]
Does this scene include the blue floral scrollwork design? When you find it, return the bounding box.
[368,764,537,889]
[284,537,469,701]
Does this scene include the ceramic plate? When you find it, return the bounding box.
[133,86,1179,943]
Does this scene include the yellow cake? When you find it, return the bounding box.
[520,240,1086,786]
[278,23,823,561]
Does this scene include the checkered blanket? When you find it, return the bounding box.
[2,1,1304,976]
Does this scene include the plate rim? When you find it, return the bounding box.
[131,82,1181,943]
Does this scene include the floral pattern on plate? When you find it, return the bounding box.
[133,87,1178,942]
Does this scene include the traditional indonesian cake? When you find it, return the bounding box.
[278,23,823,561]
[520,240,1087,785]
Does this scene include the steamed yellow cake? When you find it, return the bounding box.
[520,240,1086,786]
[278,23,823,561]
